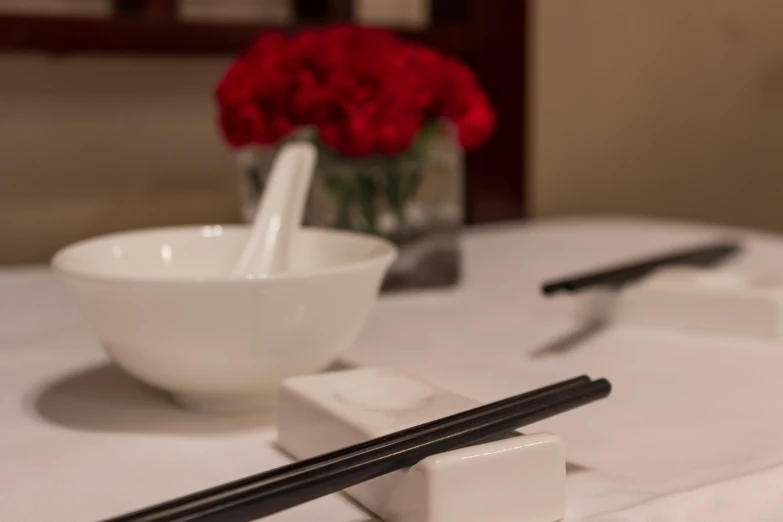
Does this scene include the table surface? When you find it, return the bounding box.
[5,216,783,522]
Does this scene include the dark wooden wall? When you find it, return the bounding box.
[0,0,528,224]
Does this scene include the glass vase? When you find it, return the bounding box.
[236,124,463,292]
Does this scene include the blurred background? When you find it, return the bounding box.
[3,0,783,265]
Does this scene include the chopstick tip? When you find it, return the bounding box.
[541,283,566,296]
[593,378,612,397]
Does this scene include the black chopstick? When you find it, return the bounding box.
[107,375,589,520]
[102,377,611,522]
[542,240,740,296]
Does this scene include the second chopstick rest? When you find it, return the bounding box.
[277,367,566,522]
[578,266,783,339]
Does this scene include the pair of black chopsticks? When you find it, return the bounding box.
[542,240,741,296]
[102,376,610,522]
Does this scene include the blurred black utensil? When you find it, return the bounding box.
[542,240,741,296]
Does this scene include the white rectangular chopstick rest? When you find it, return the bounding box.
[277,367,566,522]
[579,267,783,339]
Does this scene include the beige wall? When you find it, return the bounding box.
[530,0,783,231]
[1,54,240,265]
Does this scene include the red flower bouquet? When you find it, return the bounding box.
[216,25,495,156]
[216,26,495,290]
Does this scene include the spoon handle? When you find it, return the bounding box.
[232,142,318,276]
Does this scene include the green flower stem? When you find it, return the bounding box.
[324,172,353,229]
[316,126,439,236]
[385,169,405,225]
[356,171,380,235]
[386,168,422,228]
[336,189,353,230]
[247,165,264,194]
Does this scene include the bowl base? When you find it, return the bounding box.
[171,391,277,415]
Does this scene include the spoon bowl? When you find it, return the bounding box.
[53,225,396,414]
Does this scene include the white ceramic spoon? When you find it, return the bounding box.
[232,142,318,277]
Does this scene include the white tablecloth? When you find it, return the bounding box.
[4,216,783,521]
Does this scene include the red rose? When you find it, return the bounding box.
[215,25,495,155]
[373,99,423,155]
[433,58,478,117]
[216,61,255,107]
[255,108,295,145]
[375,118,420,155]
[290,70,332,125]
[320,108,376,157]
[218,101,294,147]
[453,92,496,149]
[219,103,263,148]
[396,45,443,111]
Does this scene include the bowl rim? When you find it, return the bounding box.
[51,224,398,285]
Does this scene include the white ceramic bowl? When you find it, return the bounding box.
[53,225,396,414]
